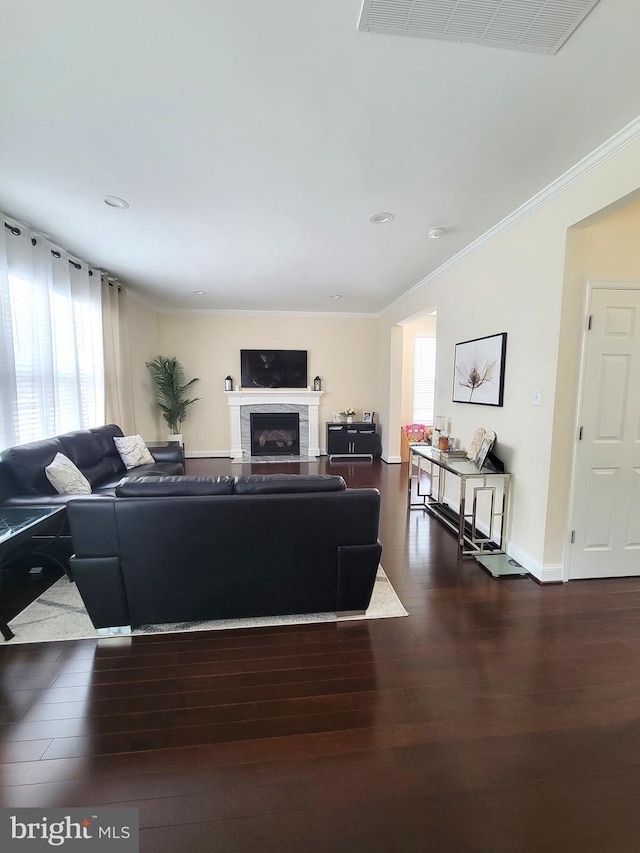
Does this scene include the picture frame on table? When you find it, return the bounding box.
[362,411,374,423]
[453,332,507,406]
[466,427,486,462]
[475,430,496,470]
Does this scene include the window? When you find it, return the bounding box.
[412,336,436,425]
[1,227,104,448]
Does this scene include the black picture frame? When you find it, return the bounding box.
[452,332,507,406]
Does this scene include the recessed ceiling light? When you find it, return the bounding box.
[330,294,343,300]
[104,196,129,209]
[192,290,206,295]
[369,212,394,224]
[427,226,446,239]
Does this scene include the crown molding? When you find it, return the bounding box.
[151,306,381,319]
[383,113,640,316]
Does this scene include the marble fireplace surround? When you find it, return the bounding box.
[225,389,323,463]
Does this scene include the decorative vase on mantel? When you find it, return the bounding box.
[346,416,353,424]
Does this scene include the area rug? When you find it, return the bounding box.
[6,567,408,644]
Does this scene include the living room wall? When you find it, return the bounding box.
[124,124,640,580]
[547,195,640,568]
[142,311,381,454]
[377,124,640,581]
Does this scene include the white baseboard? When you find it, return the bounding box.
[382,454,402,464]
[506,542,564,584]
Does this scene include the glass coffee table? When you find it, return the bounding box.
[0,506,66,640]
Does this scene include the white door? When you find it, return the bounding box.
[569,284,640,579]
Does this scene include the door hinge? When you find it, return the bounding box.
[578,426,583,440]
[571,530,575,544]
[587,314,593,330]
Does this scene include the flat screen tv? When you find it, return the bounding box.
[241,349,308,389]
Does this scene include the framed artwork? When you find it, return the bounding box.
[453,332,507,406]
[362,411,374,423]
[332,412,342,423]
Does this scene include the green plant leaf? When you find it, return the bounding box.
[146,355,200,433]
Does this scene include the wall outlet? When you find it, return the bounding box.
[197,433,204,442]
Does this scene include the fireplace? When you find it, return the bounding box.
[225,389,323,462]
[250,412,300,457]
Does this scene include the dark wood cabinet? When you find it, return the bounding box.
[326,422,381,461]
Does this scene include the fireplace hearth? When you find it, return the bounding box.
[250,412,300,457]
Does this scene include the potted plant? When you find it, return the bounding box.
[146,355,200,443]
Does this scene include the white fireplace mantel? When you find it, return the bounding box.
[225,389,323,462]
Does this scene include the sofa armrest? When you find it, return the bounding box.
[148,444,183,464]
[69,556,130,630]
[336,541,382,614]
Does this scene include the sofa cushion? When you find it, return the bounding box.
[113,435,155,469]
[93,461,184,492]
[89,424,127,477]
[58,429,119,487]
[45,452,92,495]
[0,437,64,495]
[58,430,104,469]
[234,474,346,495]
[116,475,235,497]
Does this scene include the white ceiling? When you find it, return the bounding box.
[1,0,639,314]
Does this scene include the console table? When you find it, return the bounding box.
[0,505,66,640]
[327,422,381,461]
[408,444,510,562]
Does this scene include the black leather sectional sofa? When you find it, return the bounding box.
[0,424,184,506]
[1,425,382,634]
[67,473,382,632]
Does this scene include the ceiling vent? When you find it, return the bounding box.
[357,0,603,54]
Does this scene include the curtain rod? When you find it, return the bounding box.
[4,221,93,274]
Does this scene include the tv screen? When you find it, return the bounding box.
[241,350,308,389]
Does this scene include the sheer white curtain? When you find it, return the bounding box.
[101,275,136,434]
[0,218,104,448]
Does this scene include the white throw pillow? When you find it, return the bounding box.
[45,452,92,495]
[114,434,155,470]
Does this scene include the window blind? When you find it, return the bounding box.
[1,222,104,448]
[412,336,436,425]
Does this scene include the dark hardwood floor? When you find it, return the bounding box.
[2,457,640,851]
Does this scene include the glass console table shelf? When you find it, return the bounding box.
[408,444,511,566]
[0,506,66,640]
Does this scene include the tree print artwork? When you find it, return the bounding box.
[452,333,507,406]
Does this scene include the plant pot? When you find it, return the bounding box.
[167,434,183,444]
[346,416,353,424]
